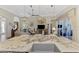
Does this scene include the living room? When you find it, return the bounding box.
[0,5,79,53]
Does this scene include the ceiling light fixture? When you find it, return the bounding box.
[51,5,53,7]
[30,5,32,8]
[31,5,39,16]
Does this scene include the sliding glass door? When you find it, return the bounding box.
[57,16,73,40]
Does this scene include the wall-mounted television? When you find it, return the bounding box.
[38,25,45,29]
[58,25,62,28]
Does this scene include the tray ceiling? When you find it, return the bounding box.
[0,5,70,17]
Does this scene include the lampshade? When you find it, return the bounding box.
[52,27,56,31]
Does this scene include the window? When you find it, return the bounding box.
[57,16,73,40]
[1,21,5,33]
[0,16,6,42]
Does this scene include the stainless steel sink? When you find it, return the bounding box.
[31,44,60,53]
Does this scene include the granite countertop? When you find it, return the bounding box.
[0,35,79,53]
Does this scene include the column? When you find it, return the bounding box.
[48,17,51,34]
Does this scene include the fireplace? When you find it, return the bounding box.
[37,25,45,29]
[37,25,48,34]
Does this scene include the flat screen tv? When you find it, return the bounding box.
[58,25,62,28]
[38,25,45,29]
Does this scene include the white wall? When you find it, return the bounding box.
[76,6,79,42]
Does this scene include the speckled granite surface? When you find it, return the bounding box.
[0,34,79,53]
